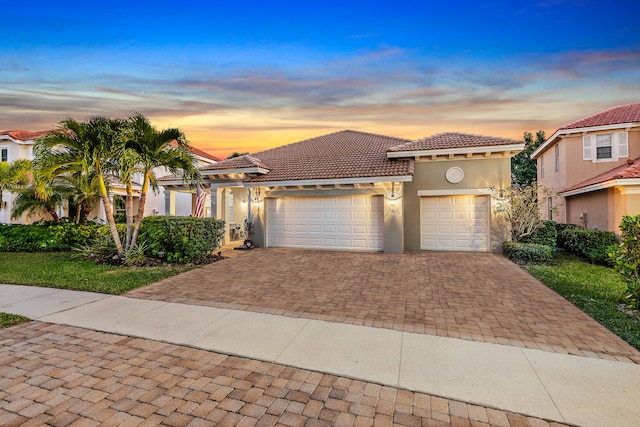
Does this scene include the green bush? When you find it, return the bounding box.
[521,220,557,249]
[0,220,100,252]
[556,223,582,248]
[611,215,640,309]
[503,242,553,264]
[139,216,225,264]
[562,228,618,264]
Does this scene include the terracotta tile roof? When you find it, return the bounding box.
[560,157,640,194]
[0,130,51,141]
[199,130,414,183]
[201,154,270,171]
[559,103,640,130]
[387,132,521,152]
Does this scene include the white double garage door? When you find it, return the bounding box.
[266,195,383,251]
[265,194,490,252]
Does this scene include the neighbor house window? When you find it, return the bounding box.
[547,197,553,220]
[555,144,560,172]
[0,148,7,162]
[540,155,544,179]
[596,134,612,159]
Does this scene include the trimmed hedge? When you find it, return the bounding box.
[503,242,554,264]
[561,228,618,265]
[139,216,225,263]
[521,220,557,249]
[555,223,581,248]
[0,220,100,252]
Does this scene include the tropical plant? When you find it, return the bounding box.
[35,117,127,255]
[123,113,200,250]
[10,184,69,224]
[0,159,32,207]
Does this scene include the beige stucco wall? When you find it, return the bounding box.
[402,158,512,252]
[566,187,640,233]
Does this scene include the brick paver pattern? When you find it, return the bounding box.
[0,322,569,427]
[127,249,640,363]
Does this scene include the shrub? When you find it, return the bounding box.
[555,223,582,248]
[0,220,100,252]
[611,215,640,309]
[139,216,225,264]
[562,228,617,264]
[521,220,557,249]
[503,242,553,264]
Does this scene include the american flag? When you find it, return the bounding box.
[194,186,206,218]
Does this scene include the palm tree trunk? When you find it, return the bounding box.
[47,206,61,224]
[130,172,149,248]
[98,175,123,256]
[125,183,134,250]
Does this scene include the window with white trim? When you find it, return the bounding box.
[555,144,560,172]
[547,197,553,220]
[0,148,7,162]
[583,131,629,162]
[540,155,544,178]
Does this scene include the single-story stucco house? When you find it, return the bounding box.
[160,130,524,253]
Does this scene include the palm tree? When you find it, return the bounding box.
[35,117,127,255]
[0,159,32,208]
[11,184,69,223]
[125,113,200,249]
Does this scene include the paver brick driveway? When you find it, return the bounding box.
[128,248,640,363]
[0,323,570,427]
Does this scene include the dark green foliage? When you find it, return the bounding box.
[555,223,581,248]
[0,219,100,252]
[139,216,225,263]
[521,220,557,249]
[561,228,618,264]
[503,242,553,264]
[511,130,545,186]
[611,215,640,309]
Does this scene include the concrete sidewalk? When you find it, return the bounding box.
[2,284,640,427]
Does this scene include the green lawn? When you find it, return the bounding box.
[0,312,30,329]
[0,252,194,294]
[523,252,640,350]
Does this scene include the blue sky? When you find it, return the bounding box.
[2,0,639,157]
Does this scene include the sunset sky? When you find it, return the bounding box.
[2,0,639,158]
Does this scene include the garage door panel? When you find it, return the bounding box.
[421,195,489,252]
[267,196,383,251]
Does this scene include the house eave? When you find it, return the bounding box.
[387,144,524,159]
[558,178,640,197]
[243,175,414,188]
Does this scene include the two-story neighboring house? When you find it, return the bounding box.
[531,103,640,232]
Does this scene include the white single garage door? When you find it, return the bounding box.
[266,195,383,251]
[420,195,489,251]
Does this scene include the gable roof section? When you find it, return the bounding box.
[387,132,523,158]
[532,103,640,159]
[559,157,640,196]
[559,103,640,130]
[0,130,51,142]
[201,130,415,185]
